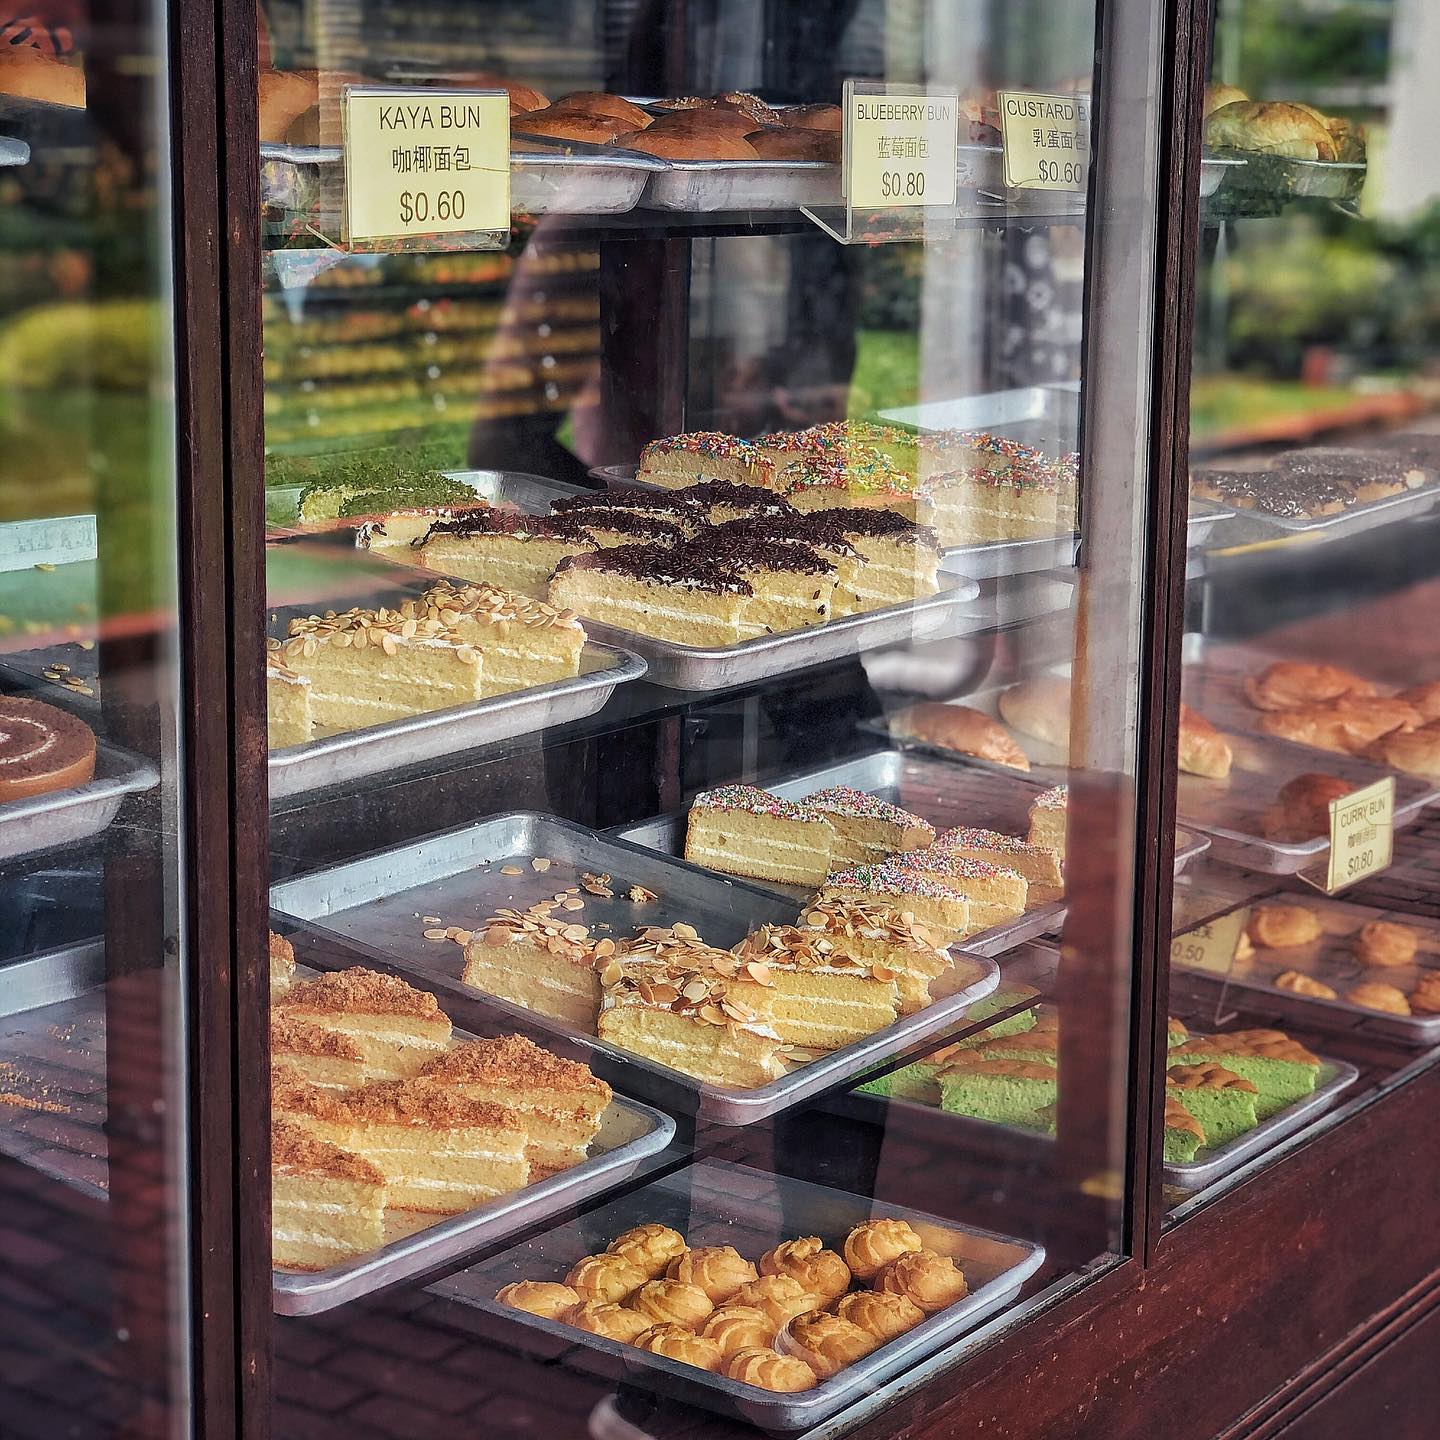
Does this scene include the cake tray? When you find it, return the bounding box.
[429,1159,1044,1431]
[1192,477,1440,540]
[1173,890,1440,1049]
[569,570,982,693]
[830,1055,1357,1197]
[269,813,1000,1125]
[273,1088,676,1316]
[0,739,159,864]
[641,158,842,213]
[611,748,1070,957]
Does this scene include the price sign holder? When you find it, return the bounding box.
[1170,906,1251,1030]
[329,86,510,254]
[1296,777,1395,895]
[801,81,961,245]
[996,91,1091,191]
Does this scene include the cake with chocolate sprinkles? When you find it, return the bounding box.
[807,508,942,611]
[566,510,688,548]
[681,532,838,639]
[1189,469,1351,519]
[684,783,836,889]
[1272,446,1432,503]
[676,479,800,523]
[416,507,599,591]
[552,486,706,529]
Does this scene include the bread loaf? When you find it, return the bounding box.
[997,677,1071,755]
[1204,100,1337,161]
[891,703,1030,771]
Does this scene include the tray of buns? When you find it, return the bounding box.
[269,813,1002,1126]
[270,954,677,1316]
[1172,891,1440,1047]
[429,1159,1044,1431]
[612,749,1067,958]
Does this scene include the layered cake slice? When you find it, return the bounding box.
[781,446,931,525]
[420,1034,612,1172]
[563,510,687,550]
[417,580,586,698]
[936,1053,1058,1131]
[800,786,935,866]
[1165,1064,1260,1146]
[415,510,597,593]
[682,535,837,638]
[973,1029,1058,1066]
[266,658,313,747]
[271,1117,387,1271]
[271,1011,368,1090]
[1163,1097,1207,1164]
[684,784,834,888]
[551,487,706,535]
[297,473,478,525]
[324,1079,530,1213]
[810,509,942,614]
[888,849,1028,933]
[637,432,777,490]
[675,480,799,524]
[921,462,1063,547]
[1168,1030,1320,1118]
[792,897,951,1015]
[916,429,1043,481]
[817,864,971,947]
[357,502,485,551]
[597,947,785,1088]
[269,931,296,997]
[932,827,1064,905]
[461,901,601,1031]
[1026,785,1067,855]
[549,544,752,648]
[275,968,452,1079]
[727,923,903,1050]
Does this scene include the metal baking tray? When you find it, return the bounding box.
[1186,498,1236,550]
[1174,891,1440,1049]
[1174,729,1436,875]
[274,1089,676,1316]
[1195,477,1440,541]
[831,1049,1356,1196]
[572,570,982,693]
[611,748,1067,958]
[1205,149,1365,205]
[642,159,841,213]
[429,1159,1044,1431]
[0,739,158,864]
[269,813,1000,1125]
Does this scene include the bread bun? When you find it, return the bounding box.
[616,127,760,160]
[892,702,1030,770]
[1364,723,1440,778]
[645,108,764,140]
[1205,100,1337,161]
[257,69,318,142]
[1411,974,1440,1015]
[494,1280,580,1319]
[1355,920,1419,969]
[0,47,84,109]
[784,103,843,133]
[516,108,635,145]
[431,73,549,115]
[997,677,1071,753]
[1178,705,1233,779]
[746,127,839,162]
[1203,83,1249,117]
[842,1218,922,1281]
[1245,661,1378,712]
[1261,772,1356,843]
[1246,904,1321,950]
[717,92,780,126]
[549,91,652,128]
[1398,682,1440,724]
[504,84,550,115]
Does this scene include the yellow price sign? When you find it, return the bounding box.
[343,87,509,248]
[844,84,959,209]
[1326,778,1394,892]
[1170,907,1251,977]
[997,91,1090,190]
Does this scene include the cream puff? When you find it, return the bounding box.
[666,1245,758,1304]
[630,1278,714,1330]
[842,1218,923,1281]
[759,1236,851,1303]
[724,1347,819,1392]
[495,1280,580,1319]
[635,1323,725,1371]
[836,1289,926,1343]
[606,1223,688,1279]
[874,1250,968,1313]
[565,1253,648,1305]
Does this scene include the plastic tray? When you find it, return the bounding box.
[0,740,158,864]
[1174,892,1440,1049]
[268,813,1000,1125]
[430,1159,1045,1431]
[274,1088,676,1316]
[611,748,1067,958]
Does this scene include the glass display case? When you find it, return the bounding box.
[3,1,1440,1438]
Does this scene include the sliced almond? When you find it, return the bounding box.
[500,865,523,876]
[422,928,449,941]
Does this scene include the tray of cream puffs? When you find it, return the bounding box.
[1173,893,1440,1047]
[432,1158,1044,1429]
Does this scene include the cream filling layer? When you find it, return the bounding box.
[272,1228,357,1250]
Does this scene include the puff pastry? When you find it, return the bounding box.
[495,1281,580,1319]
[785,1312,878,1379]
[724,1347,819,1392]
[636,1323,725,1371]
[1274,970,1337,1001]
[666,1245,758,1304]
[759,1237,852,1303]
[997,677,1072,754]
[1204,101,1338,161]
[607,1223,688,1279]
[892,703,1030,771]
[874,1250,968,1313]
[1246,903,1322,949]
[630,1278,714,1330]
[1346,982,1411,1016]
[1178,705,1233,779]
[700,1304,778,1356]
[836,1289,926,1343]
[1258,697,1419,756]
[565,1302,651,1343]
[1244,661,1376,712]
[842,1218,924,1281]
[565,1253,648,1305]
[1355,920,1420,969]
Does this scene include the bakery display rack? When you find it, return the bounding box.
[269,812,1001,1125]
[430,1158,1045,1431]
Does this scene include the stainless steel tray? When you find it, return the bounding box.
[0,740,158,864]
[832,1051,1356,1196]
[269,813,1000,1125]
[642,159,841,212]
[269,642,647,801]
[430,1159,1044,1431]
[611,748,1067,958]
[572,570,982,693]
[1198,477,1440,540]
[1175,891,1440,1049]
[274,1089,676,1316]
[1186,498,1236,550]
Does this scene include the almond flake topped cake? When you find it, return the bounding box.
[462,899,605,1031]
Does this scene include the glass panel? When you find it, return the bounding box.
[0,5,189,1436]
[259,1,1168,1433]
[1171,0,1440,1226]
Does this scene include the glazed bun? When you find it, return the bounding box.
[874,1250,968,1313]
[630,1278,714,1330]
[724,1347,819,1392]
[731,1274,820,1328]
[607,1223,688,1279]
[616,127,759,161]
[494,1280,580,1319]
[759,1237,851,1302]
[666,1245,759,1304]
[564,1301,651,1343]
[700,1304,778,1356]
[636,1323,725,1370]
[549,91,652,128]
[515,108,635,144]
[836,1289,926,1343]
[842,1218,923,1282]
[564,1253,648,1304]
[746,128,839,161]
[646,108,765,140]
[783,1311,878,1379]
[784,103,844,133]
